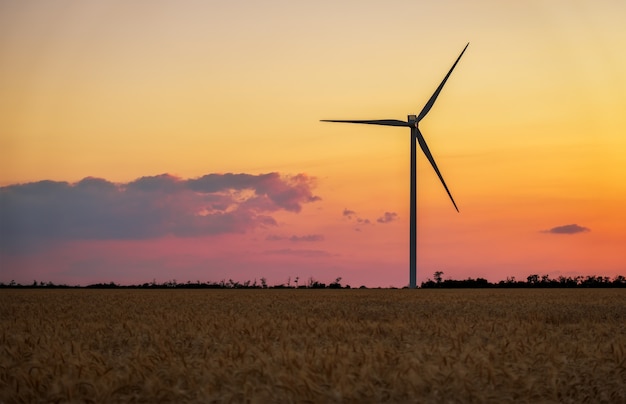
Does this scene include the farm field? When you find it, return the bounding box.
[1,289,625,403]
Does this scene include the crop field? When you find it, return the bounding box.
[1,289,625,403]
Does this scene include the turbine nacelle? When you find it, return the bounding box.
[408,114,418,128]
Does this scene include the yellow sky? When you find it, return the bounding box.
[1,0,625,285]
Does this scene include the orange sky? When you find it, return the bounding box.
[1,1,625,286]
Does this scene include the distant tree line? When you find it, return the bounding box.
[1,274,625,289]
[0,276,353,289]
[420,272,626,288]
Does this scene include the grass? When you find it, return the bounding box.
[1,289,625,402]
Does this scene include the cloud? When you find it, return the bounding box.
[342,208,356,218]
[188,173,321,213]
[266,234,325,242]
[377,212,398,224]
[343,208,379,232]
[343,208,371,224]
[542,224,590,235]
[263,248,333,257]
[0,172,320,252]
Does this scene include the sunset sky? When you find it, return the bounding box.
[1,0,625,287]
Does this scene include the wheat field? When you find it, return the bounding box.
[1,289,624,403]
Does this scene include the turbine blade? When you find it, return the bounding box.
[416,128,459,212]
[417,43,469,122]
[321,119,409,127]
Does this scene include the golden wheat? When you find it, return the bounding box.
[1,289,624,403]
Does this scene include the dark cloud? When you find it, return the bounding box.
[343,208,372,226]
[542,224,590,235]
[266,234,325,242]
[126,174,182,193]
[342,208,356,218]
[0,172,319,253]
[377,212,398,224]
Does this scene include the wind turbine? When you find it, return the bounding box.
[322,43,468,289]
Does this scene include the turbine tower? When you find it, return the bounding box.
[322,43,468,289]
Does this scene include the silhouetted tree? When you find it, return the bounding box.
[329,277,343,289]
[527,274,539,285]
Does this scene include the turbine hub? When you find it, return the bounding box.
[408,114,418,128]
